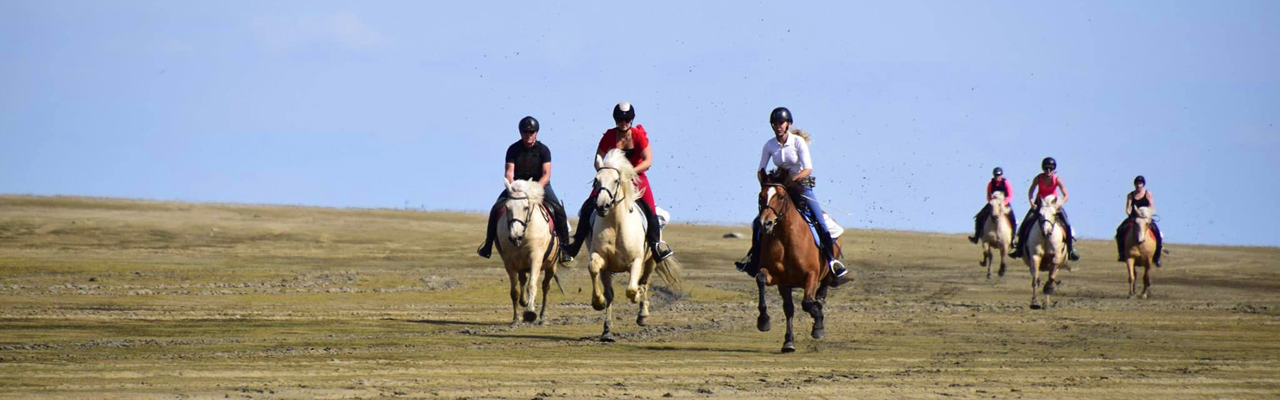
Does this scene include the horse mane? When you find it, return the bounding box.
[506,179,545,204]
[990,191,1006,203]
[790,128,811,144]
[600,149,644,203]
[1137,206,1157,219]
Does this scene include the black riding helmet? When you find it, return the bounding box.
[770,107,793,124]
[518,116,539,133]
[993,167,1004,177]
[1042,157,1057,171]
[1134,175,1146,185]
[613,102,635,123]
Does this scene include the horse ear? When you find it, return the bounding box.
[594,154,604,170]
[504,178,514,194]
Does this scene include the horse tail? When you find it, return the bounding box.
[653,256,684,293]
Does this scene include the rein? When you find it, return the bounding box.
[760,183,792,223]
[505,193,538,237]
[595,167,629,212]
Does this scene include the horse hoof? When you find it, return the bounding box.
[1030,303,1042,310]
[522,311,538,323]
[600,333,616,343]
[998,266,1006,277]
[591,300,607,312]
[781,343,796,353]
[636,315,648,327]
[1043,283,1056,295]
[811,328,825,340]
[757,316,771,332]
[537,319,547,326]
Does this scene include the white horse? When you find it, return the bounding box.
[1124,206,1159,299]
[496,179,564,326]
[1026,195,1069,309]
[979,192,1014,280]
[586,149,681,342]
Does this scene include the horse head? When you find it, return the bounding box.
[503,179,544,245]
[1037,195,1060,239]
[593,150,640,218]
[758,170,794,235]
[1135,206,1157,244]
[989,191,1007,215]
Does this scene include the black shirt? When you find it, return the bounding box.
[506,141,552,182]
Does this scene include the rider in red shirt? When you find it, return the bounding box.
[1009,157,1081,261]
[968,167,1017,244]
[564,102,674,261]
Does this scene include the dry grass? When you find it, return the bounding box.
[1,195,1277,399]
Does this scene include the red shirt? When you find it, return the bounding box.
[1034,173,1060,199]
[596,125,655,209]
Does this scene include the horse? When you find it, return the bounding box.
[979,192,1014,280]
[1122,207,1159,299]
[754,171,842,353]
[495,179,565,326]
[585,149,682,342]
[1025,195,1069,310]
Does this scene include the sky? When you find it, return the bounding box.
[1,1,1277,247]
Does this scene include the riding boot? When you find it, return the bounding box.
[735,218,763,277]
[1152,222,1164,267]
[476,196,505,259]
[1059,210,1080,261]
[565,199,594,257]
[969,204,991,244]
[636,201,673,261]
[1115,221,1128,262]
[546,202,573,263]
[1009,210,1035,259]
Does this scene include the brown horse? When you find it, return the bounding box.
[1122,207,1159,299]
[754,174,842,353]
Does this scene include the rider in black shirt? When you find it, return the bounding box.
[477,116,572,262]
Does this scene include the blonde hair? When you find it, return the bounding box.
[789,128,811,143]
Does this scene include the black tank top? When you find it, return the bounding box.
[1130,191,1151,216]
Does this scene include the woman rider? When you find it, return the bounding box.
[1115,175,1163,266]
[564,102,674,261]
[734,107,849,280]
[476,116,572,263]
[1009,157,1081,261]
[969,167,1017,244]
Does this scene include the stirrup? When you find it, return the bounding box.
[829,260,848,278]
[559,246,573,263]
[653,241,674,261]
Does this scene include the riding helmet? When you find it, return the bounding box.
[1134,175,1146,185]
[613,102,635,122]
[1041,157,1057,171]
[518,116,539,133]
[770,107,793,124]
[993,167,1004,177]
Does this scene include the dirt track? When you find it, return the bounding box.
[1,196,1277,399]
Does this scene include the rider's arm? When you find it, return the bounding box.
[987,181,996,201]
[791,135,814,182]
[1145,191,1155,208]
[1057,180,1069,205]
[758,141,772,183]
[1125,192,1133,216]
[633,146,653,174]
[504,162,515,182]
[539,162,551,186]
[1026,175,1038,205]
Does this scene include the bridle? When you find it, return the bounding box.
[595,167,627,213]
[759,183,791,223]
[505,193,537,243]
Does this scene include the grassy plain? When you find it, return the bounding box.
[1,195,1277,399]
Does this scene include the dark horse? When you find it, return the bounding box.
[754,173,842,353]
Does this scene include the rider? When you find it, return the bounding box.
[1009,157,1081,261]
[476,116,572,263]
[734,107,849,280]
[969,167,1017,244]
[564,102,675,262]
[1115,175,1163,266]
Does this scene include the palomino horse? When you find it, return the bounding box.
[585,149,682,342]
[1123,207,1159,299]
[979,192,1014,280]
[754,172,842,353]
[496,179,564,326]
[1025,195,1069,309]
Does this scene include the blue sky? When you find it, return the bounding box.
[2,1,1277,246]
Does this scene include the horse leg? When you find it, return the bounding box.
[507,270,521,327]
[523,254,542,323]
[636,260,654,327]
[1029,255,1042,310]
[756,271,771,332]
[980,243,990,267]
[802,280,825,340]
[626,257,645,303]
[779,286,796,353]
[1126,257,1137,298]
[517,271,529,308]
[589,253,607,311]
[600,271,616,342]
[998,246,1008,278]
[538,266,553,325]
[1141,263,1152,300]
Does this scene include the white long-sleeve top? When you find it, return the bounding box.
[758,133,813,174]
